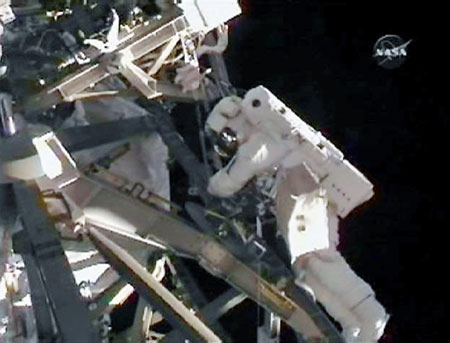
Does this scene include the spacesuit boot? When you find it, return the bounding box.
[350,295,389,343]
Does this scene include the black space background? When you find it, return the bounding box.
[219,1,444,342]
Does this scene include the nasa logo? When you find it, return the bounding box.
[373,35,412,69]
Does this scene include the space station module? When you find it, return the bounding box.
[205,86,389,343]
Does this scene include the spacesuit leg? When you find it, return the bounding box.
[292,206,387,342]
[302,267,360,334]
[303,249,387,343]
[351,295,389,343]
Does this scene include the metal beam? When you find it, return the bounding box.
[20,9,184,115]
[62,175,325,339]
[11,226,55,342]
[13,183,98,343]
[90,279,128,319]
[168,257,232,342]
[282,281,345,343]
[56,116,157,153]
[161,288,247,343]
[88,226,221,343]
[137,103,213,204]
[201,288,247,323]
[20,251,57,343]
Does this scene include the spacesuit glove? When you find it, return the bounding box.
[174,63,204,93]
[207,168,242,197]
[205,96,242,134]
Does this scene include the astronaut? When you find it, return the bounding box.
[205,86,389,343]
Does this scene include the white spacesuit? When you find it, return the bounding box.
[205,86,389,343]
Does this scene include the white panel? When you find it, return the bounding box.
[180,0,242,31]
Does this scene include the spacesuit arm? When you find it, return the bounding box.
[205,95,245,136]
[208,132,290,197]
